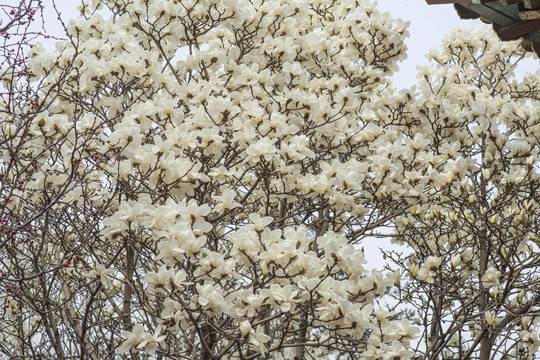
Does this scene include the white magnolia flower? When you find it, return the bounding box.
[119,325,146,354]
[249,326,271,355]
[212,189,240,213]
[481,267,501,287]
[135,326,166,355]
[196,283,228,313]
[86,264,115,288]
[248,213,273,231]
[240,320,251,337]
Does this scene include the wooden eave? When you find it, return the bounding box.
[426,0,540,56]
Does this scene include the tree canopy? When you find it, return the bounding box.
[0,0,539,359]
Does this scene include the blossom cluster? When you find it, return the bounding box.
[389,27,540,360]
[0,0,422,358]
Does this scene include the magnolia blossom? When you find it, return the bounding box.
[3,0,537,359]
[249,326,272,355]
[389,25,540,360]
[481,266,501,287]
[85,263,115,288]
[119,325,166,355]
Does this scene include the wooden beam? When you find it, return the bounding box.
[498,19,540,38]
[460,3,519,25]
[426,0,496,3]
[533,40,540,53]
[426,0,472,4]
[519,5,540,20]
[483,2,522,21]
[454,3,482,18]
[500,0,525,5]
[525,0,540,9]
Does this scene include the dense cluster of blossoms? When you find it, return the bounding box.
[2,0,538,359]
[0,0,423,358]
[387,28,540,359]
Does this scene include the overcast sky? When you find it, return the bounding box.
[376,0,483,87]
[379,1,539,87]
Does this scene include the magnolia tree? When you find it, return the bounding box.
[385,28,540,359]
[0,0,538,359]
[0,0,420,359]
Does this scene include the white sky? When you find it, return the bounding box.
[377,0,482,87]
[378,1,539,86]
